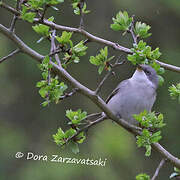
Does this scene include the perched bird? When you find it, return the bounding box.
[105,64,159,125]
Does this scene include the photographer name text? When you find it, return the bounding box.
[15,152,107,167]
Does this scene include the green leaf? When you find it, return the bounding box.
[98,64,105,74]
[64,128,76,139]
[76,132,86,144]
[28,0,44,10]
[66,109,87,125]
[21,5,36,23]
[150,48,161,60]
[169,83,180,103]
[52,128,65,145]
[150,131,162,143]
[39,87,48,98]
[111,11,132,31]
[48,16,55,22]
[136,123,163,157]
[127,40,162,65]
[44,0,64,5]
[73,2,90,15]
[134,21,151,38]
[37,56,68,106]
[158,75,164,86]
[72,41,88,57]
[145,145,151,156]
[32,24,50,37]
[41,100,49,107]
[137,40,147,50]
[89,46,113,74]
[36,80,47,88]
[133,110,166,129]
[136,173,150,180]
[56,31,73,45]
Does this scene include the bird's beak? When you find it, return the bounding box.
[136,65,143,72]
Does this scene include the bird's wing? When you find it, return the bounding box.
[105,79,130,104]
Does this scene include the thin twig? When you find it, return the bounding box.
[95,57,125,94]
[0,2,20,16]
[9,0,21,32]
[50,30,56,53]
[151,159,166,180]
[95,71,112,94]
[50,30,61,66]
[129,15,137,44]
[79,0,85,28]
[10,16,18,32]
[0,49,21,64]
[59,88,78,100]
[46,30,57,105]
[49,48,60,57]
[41,5,49,21]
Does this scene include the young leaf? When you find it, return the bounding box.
[52,128,65,145]
[21,5,36,23]
[73,2,90,15]
[134,22,151,38]
[56,31,73,45]
[111,11,132,31]
[32,24,50,37]
[136,173,150,180]
[169,83,180,103]
[76,132,86,144]
[45,0,64,5]
[66,109,87,125]
[89,46,113,74]
[64,128,76,139]
[72,41,88,57]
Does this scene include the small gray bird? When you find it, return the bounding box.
[106,64,159,125]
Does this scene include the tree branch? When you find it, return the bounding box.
[9,0,21,32]
[0,18,180,169]
[156,60,180,73]
[0,49,21,64]
[151,159,166,180]
[0,24,43,62]
[0,2,20,16]
[33,18,180,73]
[129,15,137,44]
[59,88,78,100]
[0,3,180,72]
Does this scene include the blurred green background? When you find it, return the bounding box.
[0,0,180,179]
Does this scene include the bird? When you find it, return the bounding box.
[105,64,159,125]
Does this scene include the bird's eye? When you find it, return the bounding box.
[144,70,151,75]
